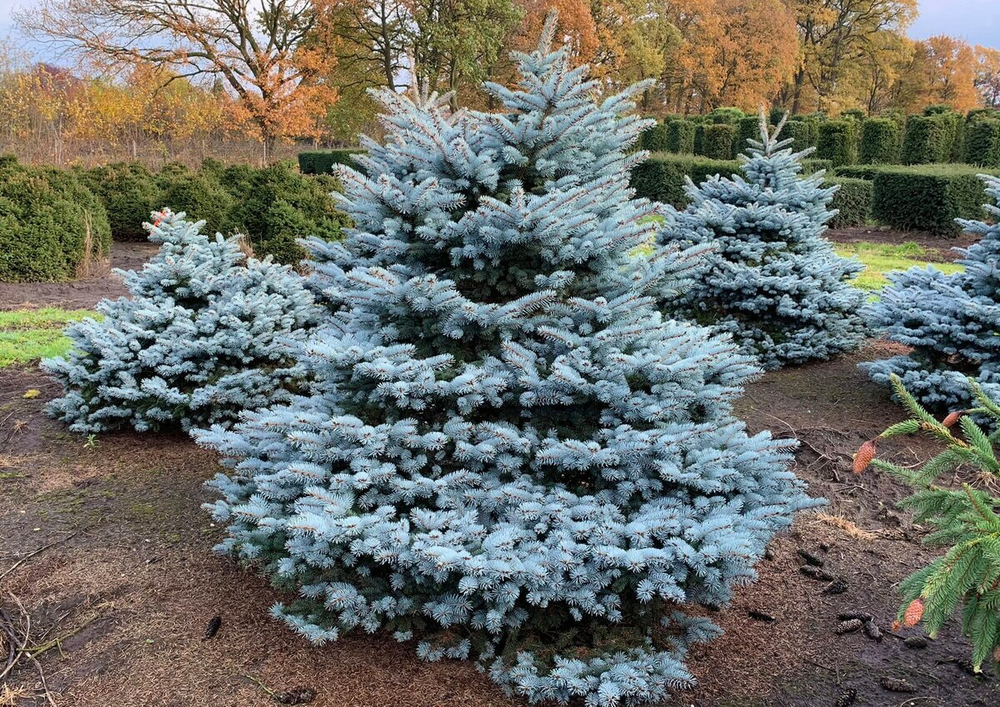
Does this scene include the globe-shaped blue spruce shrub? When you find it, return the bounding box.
[43,209,320,433]
[195,19,818,707]
[657,113,868,370]
[863,175,1000,412]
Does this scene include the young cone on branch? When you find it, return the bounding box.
[195,16,818,706]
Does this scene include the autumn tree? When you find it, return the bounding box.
[974,45,1000,109]
[914,36,980,113]
[785,0,918,113]
[18,0,339,158]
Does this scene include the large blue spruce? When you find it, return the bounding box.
[658,114,867,370]
[44,209,319,432]
[864,176,1000,411]
[195,19,817,706]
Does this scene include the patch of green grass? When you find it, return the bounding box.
[0,308,98,367]
[835,241,964,291]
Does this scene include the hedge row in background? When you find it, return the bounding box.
[78,160,347,264]
[860,118,900,164]
[827,177,873,228]
[297,149,364,175]
[839,163,1000,235]
[817,120,858,168]
[964,119,1000,167]
[0,156,111,282]
[701,124,737,160]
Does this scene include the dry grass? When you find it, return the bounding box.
[812,511,878,541]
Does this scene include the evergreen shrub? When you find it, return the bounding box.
[297,149,365,175]
[964,119,1000,167]
[902,115,953,165]
[44,209,319,432]
[817,120,858,167]
[701,123,736,159]
[860,118,901,164]
[0,157,111,282]
[666,119,696,153]
[828,177,873,228]
[194,24,817,705]
[80,162,160,240]
[868,165,999,235]
[639,122,671,152]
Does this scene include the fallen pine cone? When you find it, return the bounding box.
[797,549,825,567]
[863,619,883,642]
[903,636,928,649]
[836,618,863,635]
[275,688,317,705]
[203,616,222,640]
[879,677,915,693]
[822,578,848,595]
[853,439,877,473]
[834,688,857,707]
[837,611,874,622]
[748,609,775,623]
[800,566,835,582]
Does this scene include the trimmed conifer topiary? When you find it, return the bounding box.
[863,175,1000,412]
[194,19,817,706]
[43,209,319,433]
[658,113,868,370]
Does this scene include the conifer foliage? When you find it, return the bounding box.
[864,176,1000,412]
[658,113,868,370]
[44,210,319,433]
[855,375,1000,674]
[195,20,816,706]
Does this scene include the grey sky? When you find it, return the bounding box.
[1,0,998,54]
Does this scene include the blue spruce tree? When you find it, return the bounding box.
[864,176,1000,411]
[44,209,319,433]
[658,114,867,370]
[195,20,817,706]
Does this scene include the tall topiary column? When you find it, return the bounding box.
[864,176,1000,412]
[658,114,868,370]
[195,20,817,706]
[44,210,319,432]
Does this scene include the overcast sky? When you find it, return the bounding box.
[1,0,998,54]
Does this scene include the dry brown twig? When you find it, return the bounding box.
[0,531,78,584]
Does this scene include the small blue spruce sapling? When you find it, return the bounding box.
[658,112,868,370]
[864,175,1000,412]
[44,209,320,432]
[196,17,818,707]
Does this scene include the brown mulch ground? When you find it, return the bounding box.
[0,243,157,312]
[2,231,999,706]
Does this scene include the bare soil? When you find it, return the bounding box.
[0,243,158,312]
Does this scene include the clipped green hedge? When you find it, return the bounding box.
[0,157,111,282]
[865,164,1000,235]
[700,124,736,160]
[964,119,1000,167]
[666,119,696,154]
[639,123,671,152]
[860,118,900,165]
[298,149,365,175]
[817,120,858,167]
[782,119,816,152]
[735,116,761,157]
[828,177,872,228]
[707,107,744,125]
[901,114,953,165]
